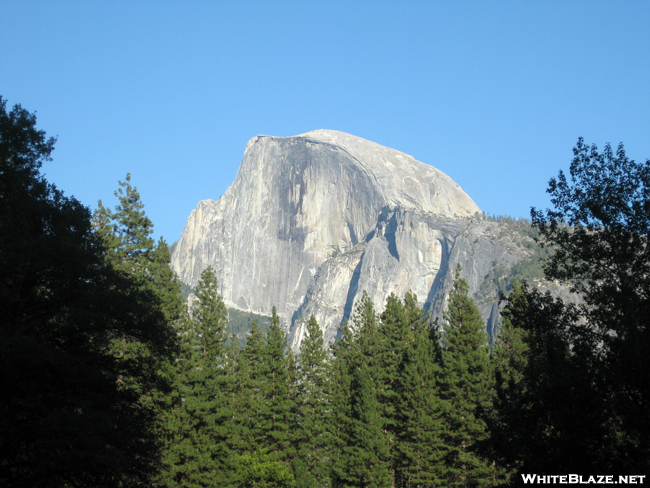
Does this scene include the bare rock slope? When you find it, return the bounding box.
[171,130,534,348]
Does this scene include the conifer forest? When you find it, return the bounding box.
[2,97,649,487]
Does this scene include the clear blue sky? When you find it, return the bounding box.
[2,1,649,243]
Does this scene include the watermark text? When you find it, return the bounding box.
[521,474,646,484]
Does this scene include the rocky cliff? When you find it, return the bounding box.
[171,130,541,348]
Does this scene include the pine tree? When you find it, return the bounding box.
[439,265,499,486]
[376,293,409,442]
[379,293,450,487]
[94,174,183,324]
[345,352,392,488]
[94,175,184,480]
[158,267,231,487]
[396,322,449,487]
[94,174,154,268]
[263,307,295,463]
[331,292,392,487]
[237,320,269,449]
[328,321,356,487]
[294,315,330,487]
[93,174,183,371]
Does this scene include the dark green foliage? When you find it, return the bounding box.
[327,321,356,486]
[382,293,450,488]
[0,98,177,486]
[493,281,612,478]
[294,315,330,486]
[396,323,449,487]
[486,280,530,480]
[159,267,231,487]
[522,138,650,473]
[262,307,295,462]
[346,360,392,488]
[330,292,392,487]
[234,319,268,450]
[439,265,501,485]
[94,174,184,323]
[93,173,186,483]
[491,281,530,417]
[331,292,464,487]
[193,266,229,357]
[215,310,297,484]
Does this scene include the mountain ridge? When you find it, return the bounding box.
[171,130,551,349]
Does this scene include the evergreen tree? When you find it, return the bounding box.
[237,320,270,449]
[93,173,184,324]
[328,321,356,487]
[262,307,295,463]
[492,281,529,395]
[94,173,154,269]
[376,293,409,445]
[294,315,330,487]
[331,292,392,487]
[346,356,392,488]
[396,322,449,487]
[439,265,500,486]
[158,267,230,487]
[94,174,185,485]
[379,293,450,488]
[220,332,246,484]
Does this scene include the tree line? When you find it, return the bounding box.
[1,97,648,486]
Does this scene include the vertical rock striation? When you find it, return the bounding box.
[171,130,533,349]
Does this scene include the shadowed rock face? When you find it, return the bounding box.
[172,130,532,349]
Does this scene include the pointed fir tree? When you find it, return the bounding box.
[237,319,270,449]
[328,320,356,487]
[376,291,431,481]
[262,306,295,464]
[94,174,183,322]
[331,292,392,487]
[396,321,450,487]
[158,266,230,487]
[376,293,410,441]
[439,264,500,486]
[345,351,392,488]
[379,292,451,487]
[94,173,155,270]
[492,281,529,392]
[294,315,330,487]
[92,174,184,483]
[192,266,231,482]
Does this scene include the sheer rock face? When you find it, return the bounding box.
[171,130,527,348]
